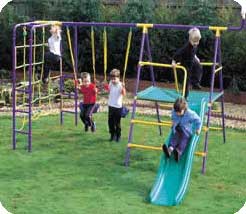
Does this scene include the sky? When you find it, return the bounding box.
[0,0,12,13]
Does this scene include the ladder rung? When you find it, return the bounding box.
[195,152,207,157]
[15,130,29,135]
[131,119,171,126]
[15,109,29,114]
[128,143,162,151]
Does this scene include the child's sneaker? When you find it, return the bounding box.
[109,134,115,141]
[91,122,96,132]
[115,134,121,142]
[162,144,172,158]
[174,149,181,162]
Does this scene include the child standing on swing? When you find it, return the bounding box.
[76,72,97,132]
[104,69,126,142]
[162,97,201,162]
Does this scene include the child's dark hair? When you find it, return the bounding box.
[173,97,187,112]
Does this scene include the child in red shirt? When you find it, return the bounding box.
[77,72,97,132]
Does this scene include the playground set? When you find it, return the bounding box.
[11,1,245,207]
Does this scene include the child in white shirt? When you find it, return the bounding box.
[104,69,126,142]
[38,24,62,83]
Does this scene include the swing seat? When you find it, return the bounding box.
[121,106,129,118]
[79,102,100,114]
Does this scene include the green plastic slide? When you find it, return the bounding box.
[149,99,207,206]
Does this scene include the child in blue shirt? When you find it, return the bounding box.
[162,97,201,162]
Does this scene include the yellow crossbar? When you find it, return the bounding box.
[139,61,185,70]
[195,152,207,157]
[128,143,162,151]
[200,62,219,66]
[131,119,171,126]
[215,66,223,74]
[128,143,207,157]
[136,23,153,28]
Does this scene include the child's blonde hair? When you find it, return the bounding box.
[173,97,187,113]
[50,24,62,36]
[110,69,120,78]
[81,72,91,82]
[188,27,201,42]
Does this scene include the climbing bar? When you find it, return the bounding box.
[49,75,61,80]
[131,119,171,127]
[16,43,47,49]
[200,62,219,66]
[16,61,43,69]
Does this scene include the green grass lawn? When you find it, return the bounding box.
[0,113,245,214]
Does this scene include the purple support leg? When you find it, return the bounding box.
[28,26,34,152]
[145,33,162,136]
[74,26,78,126]
[60,74,64,125]
[12,26,17,150]
[202,35,219,174]
[124,30,147,166]
[218,39,226,143]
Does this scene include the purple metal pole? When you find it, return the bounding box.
[124,29,147,166]
[228,18,245,31]
[59,25,64,126]
[217,38,226,143]
[62,22,136,28]
[202,34,219,174]
[28,25,35,152]
[145,33,162,136]
[74,26,78,126]
[154,24,209,30]
[60,75,64,125]
[12,25,17,150]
